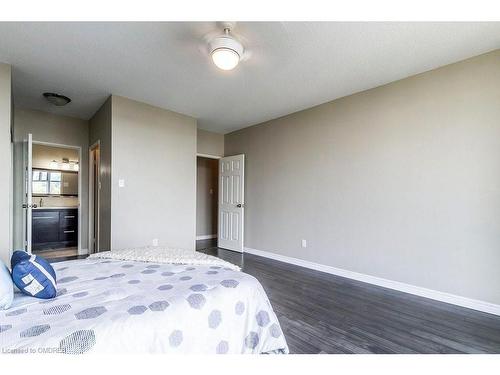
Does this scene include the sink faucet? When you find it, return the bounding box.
[39,197,43,207]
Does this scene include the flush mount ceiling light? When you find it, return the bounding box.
[43,92,71,106]
[209,23,244,71]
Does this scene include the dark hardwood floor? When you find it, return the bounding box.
[46,254,87,263]
[45,240,500,353]
[197,239,500,354]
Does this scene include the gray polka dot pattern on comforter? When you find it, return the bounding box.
[0,257,288,354]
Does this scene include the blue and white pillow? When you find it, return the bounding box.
[0,260,14,309]
[11,251,57,299]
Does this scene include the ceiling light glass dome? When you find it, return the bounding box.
[209,27,244,71]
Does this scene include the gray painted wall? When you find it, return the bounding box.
[197,129,224,157]
[225,50,500,305]
[89,97,112,251]
[111,96,197,250]
[0,63,11,264]
[196,157,218,236]
[12,108,89,251]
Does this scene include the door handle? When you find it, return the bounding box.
[236,204,243,208]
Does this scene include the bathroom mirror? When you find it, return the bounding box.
[32,169,78,196]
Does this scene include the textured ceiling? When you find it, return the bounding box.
[0,22,499,134]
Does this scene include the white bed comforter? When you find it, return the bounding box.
[0,251,288,354]
[88,246,241,271]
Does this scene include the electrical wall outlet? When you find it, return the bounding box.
[118,179,125,188]
[152,238,159,246]
[301,239,307,248]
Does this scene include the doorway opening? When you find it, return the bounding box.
[196,156,219,251]
[88,141,100,254]
[28,141,81,259]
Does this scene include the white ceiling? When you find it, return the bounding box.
[0,22,499,134]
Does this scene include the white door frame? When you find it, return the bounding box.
[31,140,83,254]
[22,134,33,253]
[88,140,101,254]
[196,153,222,160]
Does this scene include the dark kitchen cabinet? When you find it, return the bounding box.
[32,210,59,244]
[32,208,78,250]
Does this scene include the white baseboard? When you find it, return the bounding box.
[196,234,217,240]
[78,248,89,256]
[244,247,500,316]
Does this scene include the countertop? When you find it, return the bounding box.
[32,207,78,210]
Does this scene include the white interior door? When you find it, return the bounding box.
[22,133,34,253]
[218,154,244,252]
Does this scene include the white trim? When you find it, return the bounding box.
[9,141,13,259]
[88,140,100,254]
[23,134,33,253]
[244,247,500,316]
[78,248,89,256]
[197,153,222,160]
[196,234,217,240]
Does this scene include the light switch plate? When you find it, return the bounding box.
[118,179,125,188]
[301,239,307,248]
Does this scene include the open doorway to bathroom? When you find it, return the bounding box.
[196,156,219,250]
[30,142,81,259]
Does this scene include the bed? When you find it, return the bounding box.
[0,248,288,354]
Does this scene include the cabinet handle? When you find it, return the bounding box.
[64,230,75,233]
[64,216,75,219]
[33,216,53,220]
